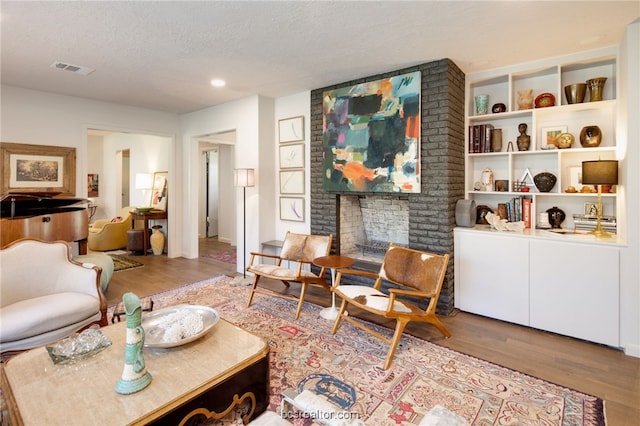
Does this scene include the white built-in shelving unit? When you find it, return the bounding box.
[455,47,624,348]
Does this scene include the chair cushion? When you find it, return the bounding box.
[0,292,100,342]
[249,264,318,280]
[280,233,307,260]
[336,285,412,313]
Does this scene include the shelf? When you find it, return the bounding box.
[464,49,620,236]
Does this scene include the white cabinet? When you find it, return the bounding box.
[454,230,529,326]
[465,47,621,234]
[454,228,620,347]
[529,240,619,347]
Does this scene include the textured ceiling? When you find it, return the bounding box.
[1,1,638,114]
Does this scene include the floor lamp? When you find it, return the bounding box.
[581,160,618,238]
[232,168,255,285]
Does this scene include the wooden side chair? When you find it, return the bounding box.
[246,232,333,319]
[331,243,450,369]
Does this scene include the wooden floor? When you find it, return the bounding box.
[106,238,640,425]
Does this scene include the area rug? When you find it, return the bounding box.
[107,277,606,425]
[202,250,237,264]
[108,254,144,272]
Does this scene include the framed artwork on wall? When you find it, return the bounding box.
[279,143,304,169]
[151,171,168,211]
[278,116,305,143]
[322,71,421,193]
[279,170,304,194]
[87,174,99,197]
[0,142,76,196]
[280,197,304,222]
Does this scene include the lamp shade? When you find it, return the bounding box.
[135,173,153,189]
[234,168,255,187]
[581,160,618,185]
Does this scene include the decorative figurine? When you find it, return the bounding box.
[115,292,152,394]
[517,123,530,151]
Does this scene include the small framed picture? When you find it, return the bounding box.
[279,170,304,194]
[568,166,583,190]
[280,197,304,222]
[494,180,509,192]
[541,126,567,147]
[584,202,599,217]
[278,116,305,143]
[279,143,304,169]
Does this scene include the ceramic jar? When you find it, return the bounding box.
[481,168,494,191]
[580,125,602,148]
[534,172,557,192]
[546,206,566,229]
[491,128,503,152]
[517,89,534,110]
[150,225,165,255]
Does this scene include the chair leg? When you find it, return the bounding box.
[246,275,261,308]
[331,299,348,334]
[384,319,408,370]
[428,316,452,338]
[295,282,308,320]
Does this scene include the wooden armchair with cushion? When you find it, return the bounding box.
[88,206,133,251]
[246,232,333,319]
[331,243,450,369]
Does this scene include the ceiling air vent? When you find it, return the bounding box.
[50,61,95,76]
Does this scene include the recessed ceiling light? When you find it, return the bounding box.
[210,79,226,87]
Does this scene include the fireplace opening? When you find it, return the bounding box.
[339,194,409,263]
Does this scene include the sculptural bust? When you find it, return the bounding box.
[517,123,530,151]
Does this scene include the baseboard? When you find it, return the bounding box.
[623,343,640,358]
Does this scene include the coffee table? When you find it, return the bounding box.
[1,318,269,425]
[313,255,355,320]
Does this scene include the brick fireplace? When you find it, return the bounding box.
[309,59,465,314]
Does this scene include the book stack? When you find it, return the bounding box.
[468,124,495,153]
[505,196,532,228]
[573,214,617,234]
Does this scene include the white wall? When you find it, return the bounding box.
[618,19,640,357]
[180,96,272,270]
[274,92,312,239]
[0,85,180,256]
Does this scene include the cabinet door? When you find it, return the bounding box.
[455,231,529,325]
[530,240,619,346]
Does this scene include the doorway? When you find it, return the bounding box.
[204,148,219,237]
[198,131,236,245]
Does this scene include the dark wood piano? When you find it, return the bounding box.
[0,193,89,254]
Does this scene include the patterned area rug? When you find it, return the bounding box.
[108,254,144,272]
[202,250,237,265]
[107,277,605,425]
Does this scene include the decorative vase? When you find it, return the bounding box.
[546,206,566,229]
[555,132,574,149]
[580,125,602,148]
[533,172,557,192]
[475,94,489,115]
[564,83,587,104]
[586,77,607,102]
[491,128,503,152]
[517,89,534,110]
[150,225,165,255]
[115,292,152,394]
[516,123,530,151]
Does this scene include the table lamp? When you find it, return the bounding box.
[233,168,255,284]
[581,160,618,238]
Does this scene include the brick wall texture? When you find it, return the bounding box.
[309,59,465,315]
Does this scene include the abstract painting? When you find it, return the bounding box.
[322,71,421,193]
